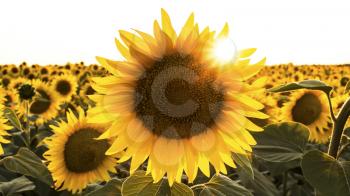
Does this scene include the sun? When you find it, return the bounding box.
[88,9,266,186]
[211,38,237,64]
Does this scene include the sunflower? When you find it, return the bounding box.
[9,77,28,90]
[44,108,117,193]
[88,9,266,185]
[81,82,96,100]
[19,80,61,125]
[0,92,12,155]
[281,89,331,143]
[39,66,51,76]
[3,89,19,111]
[9,65,20,77]
[51,74,78,102]
[21,67,31,77]
[1,76,11,89]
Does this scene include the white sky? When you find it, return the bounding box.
[0,0,350,65]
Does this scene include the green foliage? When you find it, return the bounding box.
[301,150,350,196]
[0,148,53,185]
[3,108,22,131]
[192,174,253,196]
[232,153,254,179]
[86,179,123,196]
[238,168,280,196]
[121,170,193,196]
[253,122,309,162]
[268,79,333,95]
[0,176,35,196]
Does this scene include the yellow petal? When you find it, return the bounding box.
[239,48,257,58]
[177,12,195,46]
[115,38,131,60]
[218,22,229,38]
[161,8,177,42]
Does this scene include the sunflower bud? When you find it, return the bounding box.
[18,84,36,101]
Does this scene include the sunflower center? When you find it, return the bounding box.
[64,127,109,173]
[134,53,225,139]
[291,93,322,125]
[165,79,191,105]
[86,86,96,95]
[29,89,51,114]
[56,80,71,96]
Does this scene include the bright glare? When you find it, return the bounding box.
[212,38,237,64]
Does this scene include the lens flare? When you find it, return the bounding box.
[211,38,237,64]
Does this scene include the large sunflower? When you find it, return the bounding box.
[281,89,331,143]
[88,9,266,185]
[44,108,117,193]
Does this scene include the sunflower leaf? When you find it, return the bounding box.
[231,153,254,179]
[268,80,333,95]
[237,168,280,196]
[301,150,350,196]
[0,176,35,195]
[252,122,309,162]
[121,170,193,196]
[3,108,22,131]
[192,174,253,196]
[0,147,53,186]
[86,178,122,196]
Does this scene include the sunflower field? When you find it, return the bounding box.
[0,9,350,196]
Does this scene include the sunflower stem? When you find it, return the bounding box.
[282,171,288,196]
[327,94,337,122]
[23,100,31,147]
[328,97,350,158]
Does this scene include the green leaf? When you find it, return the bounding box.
[86,179,122,196]
[121,170,193,196]
[0,176,35,195]
[252,122,309,162]
[0,147,53,185]
[258,159,300,176]
[192,174,253,196]
[237,168,279,196]
[268,80,333,95]
[301,150,350,196]
[3,108,22,131]
[232,153,253,179]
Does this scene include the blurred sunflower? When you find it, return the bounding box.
[9,65,20,77]
[89,9,266,185]
[281,90,331,143]
[0,93,12,155]
[21,67,31,77]
[9,77,28,90]
[51,75,78,102]
[81,82,96,99]
[1,76,11,89]
[4,89,19,110]
[19,80,61,124]
[44,108,117,193]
